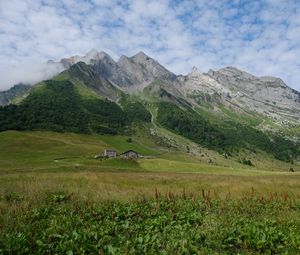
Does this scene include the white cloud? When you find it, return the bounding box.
[0,0,300,91]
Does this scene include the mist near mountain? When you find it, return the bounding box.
[1,50,300,124]
[0,61,64,92]
[0,50,299,162]
[52,50,300,122]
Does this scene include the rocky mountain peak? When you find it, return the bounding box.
[98,51,114,60]
[48,50,178,90]
[259,76,287,89]
[117,52,177,90]
[85,49,99,58]
[117,55,130,65]
[208,66,291,92]
[85,50,113,63]
[191,66,300,123]
[189,66,202,78]
[131,51,151,62]
[216,66,256,80]
[40,51,300,118]
[59,50,114,69]
[1,50,300,129]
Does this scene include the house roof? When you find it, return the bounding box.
[120,150,139,155]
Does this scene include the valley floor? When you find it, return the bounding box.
[1,131,300,254]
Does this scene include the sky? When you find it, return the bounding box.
[1,0,300,91]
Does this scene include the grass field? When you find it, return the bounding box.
[1,131,300,254]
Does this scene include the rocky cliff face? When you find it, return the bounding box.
[180,66,300,124]
[0,84,31,106]
[52,50,177,91]
[92,52,133,88]
[117,52,177,89]
[66,62,122,101]
[211,67,300,123]
[59,49,108,69]
[2,50,300,127]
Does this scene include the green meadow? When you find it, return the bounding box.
[1,131,300,254]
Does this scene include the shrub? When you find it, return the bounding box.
[4,191,23,203]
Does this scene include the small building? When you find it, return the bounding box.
[119,150,140,159]
[103,149,117,158]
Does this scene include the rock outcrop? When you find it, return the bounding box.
[180,66,300,124]
[0,84,31,106]
[3,50,300,127]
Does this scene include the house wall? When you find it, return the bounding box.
[104,150,117,158]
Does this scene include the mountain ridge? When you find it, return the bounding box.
[53,51,300,123]
[0,84,31,105]
[0,50,299,163]
[1,50,299,126]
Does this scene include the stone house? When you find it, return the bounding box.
[119,150,139,159]
[103,149,117,158]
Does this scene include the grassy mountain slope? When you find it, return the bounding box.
[0,130,298,174]
[1,76,299,163]
[0,59,299,163]
[154,101,299,162]
[0,79,151,135]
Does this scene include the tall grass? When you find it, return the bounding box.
[1,188,300,254]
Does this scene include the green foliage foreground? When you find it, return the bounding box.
[1,193,300,254]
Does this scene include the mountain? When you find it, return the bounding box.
[179,66,300,121]
[66,61,123,101]
[201,67,298,121]
[48,50,177,90]
[0,50,299,163]
[0,84,31,106]
[117,52,177,89]
[58,49,109,69]
[0,79,151,134]
[49,50,300,124]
